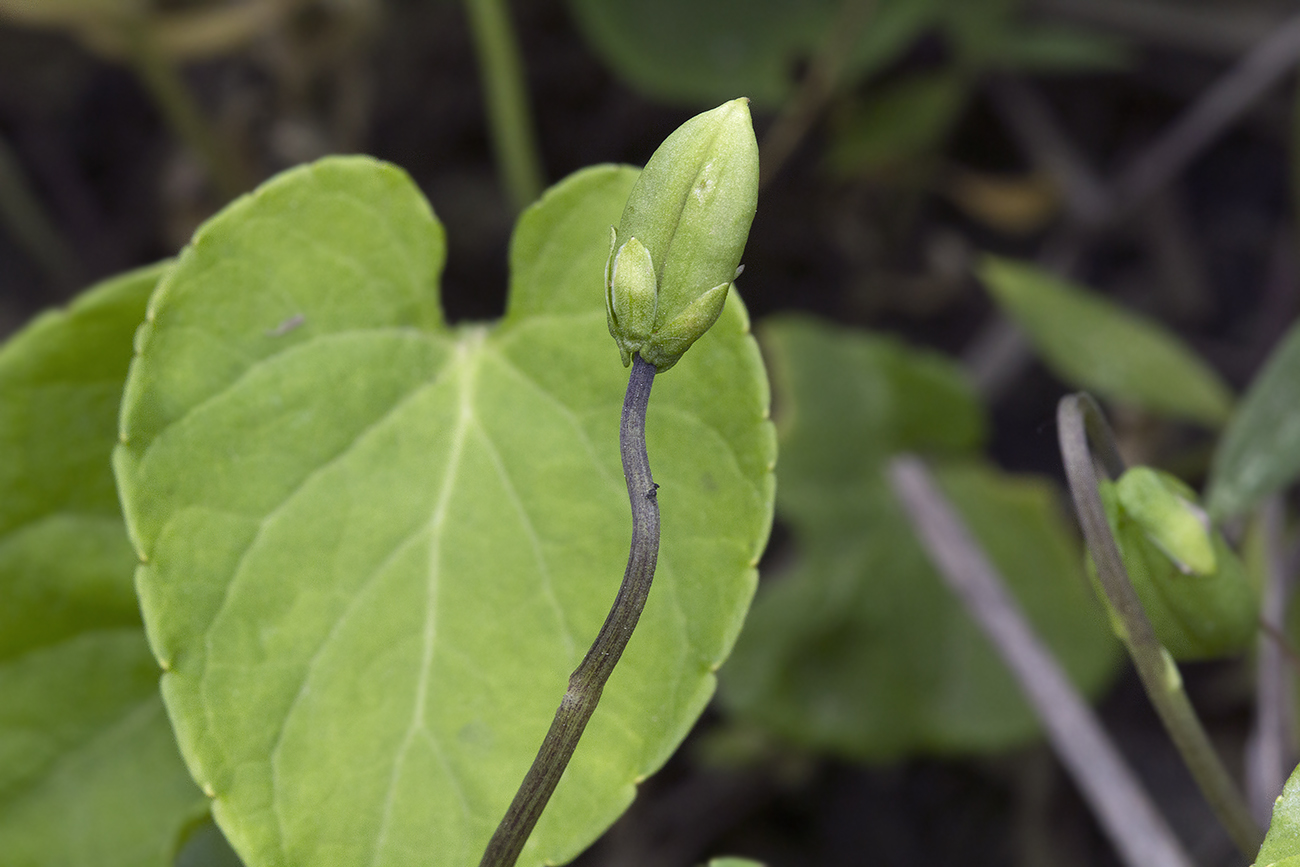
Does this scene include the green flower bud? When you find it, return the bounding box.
[605,234,659,366]
[1089,467,1257,660]
[606,97,759,371]
[1115,468,1216,576]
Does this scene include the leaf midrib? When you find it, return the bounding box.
[369,333,481,867]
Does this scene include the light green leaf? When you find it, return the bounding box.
[1254,765,1300,866]
[705,859,766,867]
[720,315,1119,758]
[1207,321,1300,519]
[1259,857,1300,867]
[564,0,937,108]
[979,256,1234,426]
[114,156,775,867]
[0,264,208,866]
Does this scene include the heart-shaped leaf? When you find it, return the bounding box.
[0,263,208,866]
[114,156,775,867]
[720,315,1119,758]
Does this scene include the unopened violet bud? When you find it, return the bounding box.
[608,98,759,371]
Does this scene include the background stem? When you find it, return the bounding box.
[0,133,80,291]
[463,0,545,211]
[479,355,659,867]
[889,455,1194,867]
[758,0,876,188]
[1056,393,1263,858]
[1246,495,1297,824]
[122,18,250,202]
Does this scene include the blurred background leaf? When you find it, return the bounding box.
[1208,319,1300,519]
[979,256,1235,427]
[564,0,937,109]
[719,315,1121,759]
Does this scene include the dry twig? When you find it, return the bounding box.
[888,454,1195,867]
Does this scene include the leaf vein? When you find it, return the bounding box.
[485,342,623,496]
[371,337,479,865]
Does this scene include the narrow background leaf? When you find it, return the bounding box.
[1207,320,1300,519]
[720,315,1119,758]
[978,256,1234,426]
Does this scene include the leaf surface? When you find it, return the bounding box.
[719,315,1119,758]
[564,0,1120,110]
[0,264,208,866]
[1207,321,1300,518]
[564,0,937,107]
[1254,765,1300,866]
[979,256,1234,426]
[114,156,775,867]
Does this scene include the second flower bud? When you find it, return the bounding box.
[605,233,658,366]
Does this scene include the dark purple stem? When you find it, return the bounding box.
[479,354,659,867]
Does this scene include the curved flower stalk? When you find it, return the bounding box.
[1057,393,1262,857]
[481,99,759,867]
